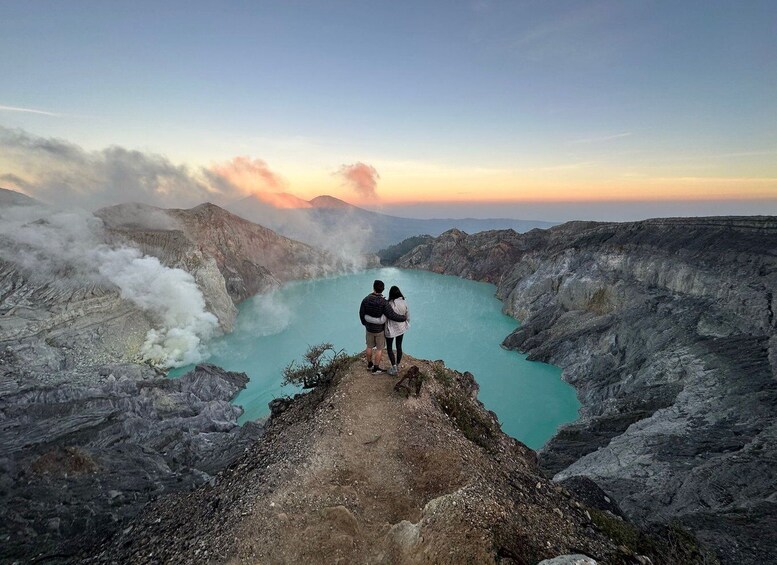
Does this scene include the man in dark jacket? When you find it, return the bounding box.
[359,279,406,373]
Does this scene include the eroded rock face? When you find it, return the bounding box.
[0,363,262,562]
[98,202,352,311]
[0,257,152,369]
[395,217,777,564]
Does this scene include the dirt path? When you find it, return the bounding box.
[230,357,471,563]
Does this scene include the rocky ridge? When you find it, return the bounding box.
[88,357,699,564]
[97,201,357,328]
[0,187,37,207]
[393,218,777,564]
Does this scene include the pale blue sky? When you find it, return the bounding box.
[1,1,776,219]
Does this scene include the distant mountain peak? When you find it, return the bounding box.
[308,195,355,209]
[0,187,40,207]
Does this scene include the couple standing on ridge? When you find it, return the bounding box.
[359,279,410,376]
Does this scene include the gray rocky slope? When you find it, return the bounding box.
[393,218,777,564]
[0,363,261,562]
[0,195,354,561]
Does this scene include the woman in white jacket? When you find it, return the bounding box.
[364,285,409,376]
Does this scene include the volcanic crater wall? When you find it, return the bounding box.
[394,217,777,564]
[0,196,354,561]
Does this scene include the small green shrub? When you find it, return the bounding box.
[432,364,454,386]
[589,509,639,548]
[641,522,720,564]
[282,343,350,389]
[590,510,719,564]
[430,364,498,449]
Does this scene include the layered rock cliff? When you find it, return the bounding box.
[393,218,777,564]
[97,201,354,329]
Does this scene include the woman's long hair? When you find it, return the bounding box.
[388,285,404,301]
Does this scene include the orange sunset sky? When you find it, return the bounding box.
[1,2,775,220]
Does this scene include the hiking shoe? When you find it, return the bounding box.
[367,361,374,370]
[371,366,385,374]
[388,366,398,376]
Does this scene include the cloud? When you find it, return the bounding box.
[528,161,595,172]
[206,155,285,196]
[0,103,61,117]
[568,132,632,144]
[336,162,380,199]
[0,172,35,191]
[474,1,636,66]
[0,126,214,209]
[0,127,287,210]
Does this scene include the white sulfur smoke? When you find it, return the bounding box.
[94,247,219,367]
[235,290,292,337]
[0,205,106,281]
[0,203,219,368]
[224,198,374,270]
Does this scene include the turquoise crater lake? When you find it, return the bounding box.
[172,268,579,450]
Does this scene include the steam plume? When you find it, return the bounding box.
[337,162,380,199]
[0,203,218,368]
[95,247,218,367]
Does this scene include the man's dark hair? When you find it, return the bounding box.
[373,279,385,293]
